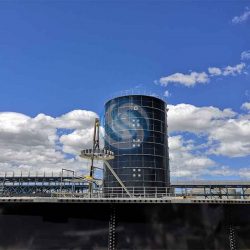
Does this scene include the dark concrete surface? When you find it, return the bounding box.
[0,203,249,250]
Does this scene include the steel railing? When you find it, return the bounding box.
[50,186,250,199]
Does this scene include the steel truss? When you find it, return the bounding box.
[0,173,88,197]
[0,173,250,198]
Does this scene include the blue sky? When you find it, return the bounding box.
[0,1,249,180]
[1,1,249,115]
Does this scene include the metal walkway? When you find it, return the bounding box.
[0,172,249,200]
[171,180,250,188]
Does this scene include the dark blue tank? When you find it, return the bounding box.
[103,95,170,188]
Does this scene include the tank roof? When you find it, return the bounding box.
[105,93,167,105]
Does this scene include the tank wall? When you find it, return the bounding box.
[104,95,170,188]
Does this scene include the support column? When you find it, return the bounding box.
[108,205,117,250]
[229,224,237,250]
[227,207,238,250]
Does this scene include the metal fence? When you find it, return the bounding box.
[51,186,250,200]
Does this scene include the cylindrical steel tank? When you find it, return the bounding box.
[103,95,170,189]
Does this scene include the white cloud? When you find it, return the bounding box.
[0,110,98,173]
[169,134,250,179]
[208,67,222,76]
[60,128,95,155]
[232,7,250,24]
[241,50,250,60]
[208,117,250,157]
[222,63,246,76]
[168,103,250,158]
[169,135,215,178]
[168,104,236,133]
[158,63,246,87]
[55,110,97,129]
[163,90,171,97]
[159,72,209,87]
[201,166,242,178]
[241,102,250,111]
[168,104,250,178]
[239,168,250,178]
[208,63,246,77]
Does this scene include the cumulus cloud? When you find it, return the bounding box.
[222,63,246,76]
[168,103,250,178]
[232,7,250,24]
[60,128,95,155]
[241,102,250,111]
[169,135,215,178]
[0,110,98,173]
[239,168,250,178]
[159,72,209,87]
[54,110,97,129]
[168,103,250,158]
[208,63,246,77]
[241,50,250,60]
[158,63,246,87]
[208,117,250,157]
[168,104,236,133]
[208,67,222,76]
